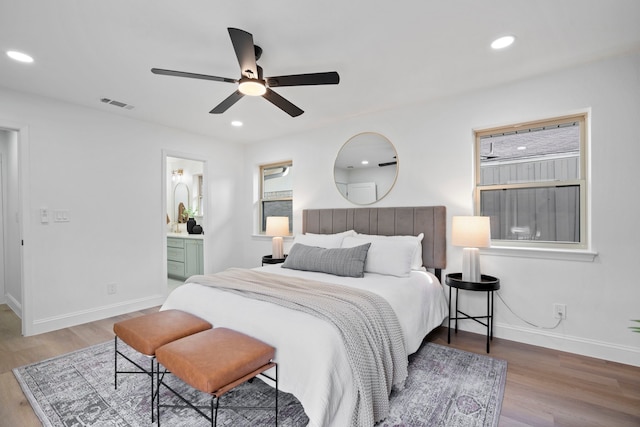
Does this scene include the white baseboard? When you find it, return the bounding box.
[27,295,166,336]
[455,321,640,367]
[5,293,22,318]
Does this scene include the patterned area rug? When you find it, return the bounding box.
[14,339,506,426]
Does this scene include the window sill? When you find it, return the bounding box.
[252,234,294,240]
[482,246,598,262]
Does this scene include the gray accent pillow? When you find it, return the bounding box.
[281,243,371,278]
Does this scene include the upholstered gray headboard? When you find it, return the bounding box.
[302,206,447,277]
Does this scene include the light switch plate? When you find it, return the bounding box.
[54,210,70,222]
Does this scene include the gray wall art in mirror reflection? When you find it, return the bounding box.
[334,132,398,204]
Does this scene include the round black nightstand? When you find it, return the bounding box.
[261,255,287,266]
[445,273,500,353]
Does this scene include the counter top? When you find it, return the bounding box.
[167,232,204,240]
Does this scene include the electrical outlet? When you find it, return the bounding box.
[554,303,567,319]
[107,283,117,295]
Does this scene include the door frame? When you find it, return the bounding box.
[161,149,208,291]
[0,120,30,335]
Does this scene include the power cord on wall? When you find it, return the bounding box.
[496,291,563,329]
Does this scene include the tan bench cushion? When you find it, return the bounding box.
[113,309,212,356]
[156,328,275,395]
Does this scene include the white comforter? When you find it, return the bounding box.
[161,265,448,427]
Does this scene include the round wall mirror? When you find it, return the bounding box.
[334,132,398,205]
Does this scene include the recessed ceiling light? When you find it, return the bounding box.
[231,120,243,127]
[361,160,369,165]
[6,50,34,63]
[517,146,527,150]
[491,35,515,50]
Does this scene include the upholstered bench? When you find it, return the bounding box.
[155,327,278,426]
[113,309,212,421]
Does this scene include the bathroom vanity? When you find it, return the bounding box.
[167,233,204,280]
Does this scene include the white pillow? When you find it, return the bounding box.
[342,235,417,277]
[352,232,424,270]
[293,229,356,249]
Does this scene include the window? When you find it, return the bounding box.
[474,114,588,249]
[194,174,203,215]
[260,161,293,234]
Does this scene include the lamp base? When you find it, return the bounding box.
[461,247,482,282]
[271,236,284,259]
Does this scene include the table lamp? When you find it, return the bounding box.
[265,216,289,259]
[452,216,491,282]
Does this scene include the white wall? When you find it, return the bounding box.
[241,52,640,366]
[1,52,637,366]
[0,88,244,335]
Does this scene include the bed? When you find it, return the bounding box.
[161,206,448,427]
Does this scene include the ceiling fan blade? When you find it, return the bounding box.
[209,90,244,114]
[262,88,304,117]
[266,71,340,87]
[151,68,237,84]
[228,28,258,79]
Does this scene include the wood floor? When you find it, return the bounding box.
[1,303,639,426]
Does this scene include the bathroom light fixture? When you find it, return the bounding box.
[238,78,267,96]
[172,169,184,182]
[491,35,515,50]
[231,120,243,127]
[6,50,34,63]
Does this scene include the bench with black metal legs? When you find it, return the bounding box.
[113,309,212,421]
[155,327,278,427]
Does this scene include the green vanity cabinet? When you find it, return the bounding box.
[167,236,203,280]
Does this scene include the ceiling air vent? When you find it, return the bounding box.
[100,98,135,110]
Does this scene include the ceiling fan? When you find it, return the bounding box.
[151,27,340,117]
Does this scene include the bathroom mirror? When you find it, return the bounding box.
[173,183,190,223]
[334,132,398,205]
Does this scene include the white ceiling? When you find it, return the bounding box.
[1,1,639,144]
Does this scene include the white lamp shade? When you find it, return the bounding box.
[265,216,289,237]
[266,216,289,259]
[452,216,491,282]
[452,216,491,248]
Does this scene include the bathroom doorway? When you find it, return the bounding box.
[163,152,207,294]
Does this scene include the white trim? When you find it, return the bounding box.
[0,152,4,308]
[454,321,640,367]
[162,149,208,281]
[6,292,21,318]
[0,119,30,335]
[482,246,598,262]
[30,295,165,336]
[251,234,294,240]
[495,322,640,367]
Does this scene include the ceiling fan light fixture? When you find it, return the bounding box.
[238,78,267,96]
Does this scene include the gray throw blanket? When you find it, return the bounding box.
[186,268,408,426]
